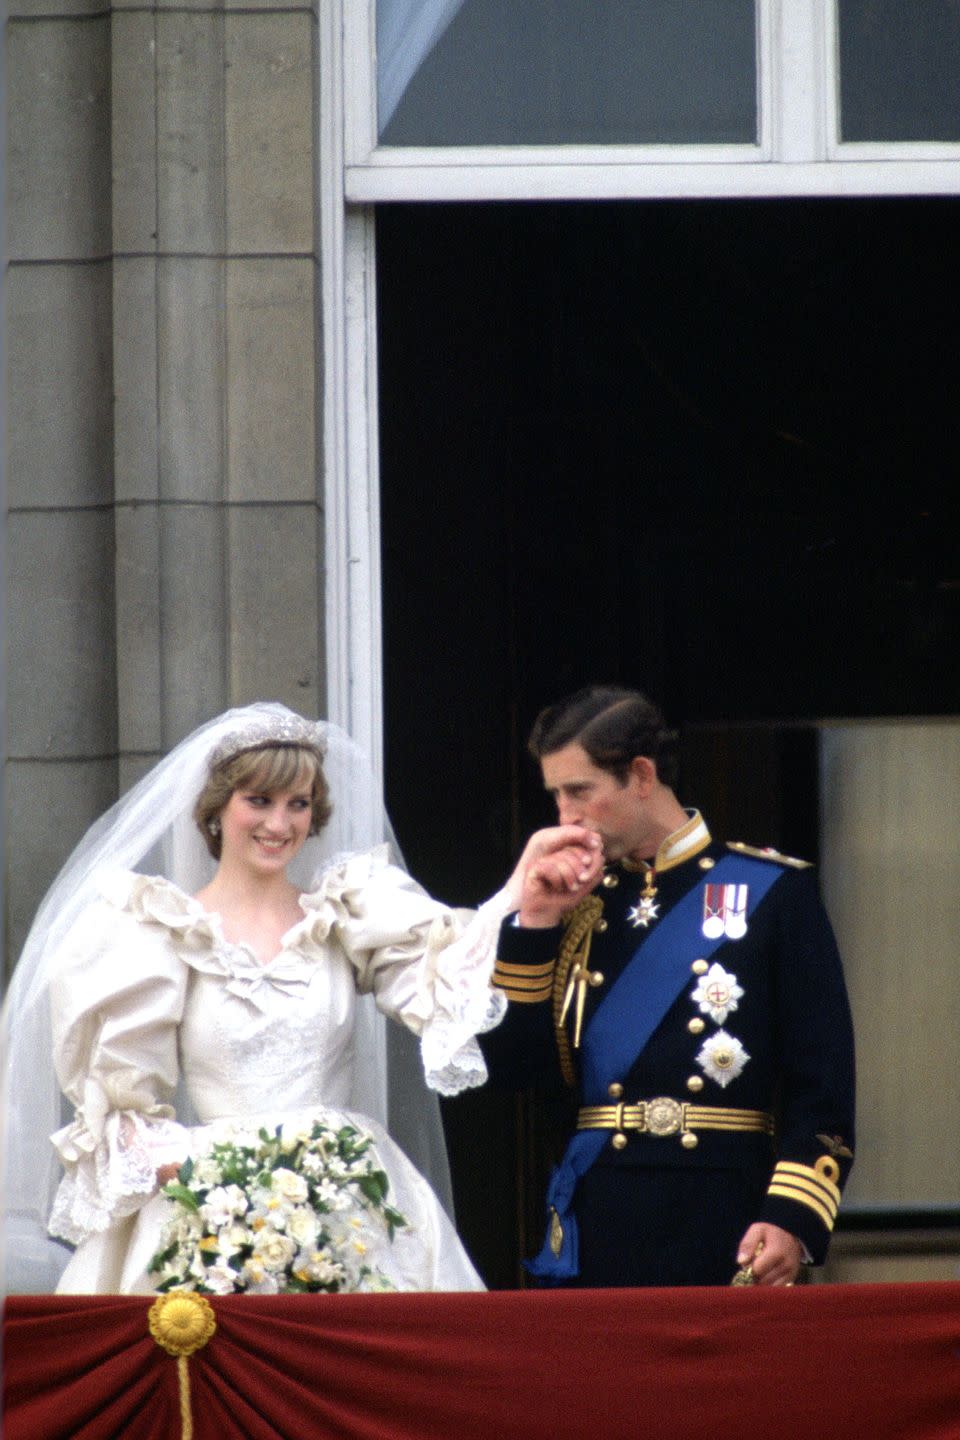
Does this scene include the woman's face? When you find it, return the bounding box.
[217,780,314,875]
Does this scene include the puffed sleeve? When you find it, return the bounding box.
[48,874,191,1246]
[299,847,509,1096]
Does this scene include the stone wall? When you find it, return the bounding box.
[5,0,325,969]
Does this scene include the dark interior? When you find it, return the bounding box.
[376,198,959,1284]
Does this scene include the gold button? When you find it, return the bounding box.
[608,1082,624,1100]
[692,959,708,975]
[601,873,619,889]
[688,1017,705,1035]
[589,971,605,987]
[594,918,608,933]
[699,856,715,870]
[680,1132,699,1150]
[611,1133,628,1151]
[686,1075,704,1093]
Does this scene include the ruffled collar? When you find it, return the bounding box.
[94,848,389,1008]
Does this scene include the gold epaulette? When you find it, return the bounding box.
[726,841,812,869]
[491,956,555,1004]
[552,896,604,1088]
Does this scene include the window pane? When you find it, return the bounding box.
[378,0,757,147]
[839,0,960,142]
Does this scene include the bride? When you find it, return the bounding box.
[2,703,600,1294]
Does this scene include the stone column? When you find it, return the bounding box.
[5,0,324,967]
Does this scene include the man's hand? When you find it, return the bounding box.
[504,825,604,928]
[736,1222,803,1286]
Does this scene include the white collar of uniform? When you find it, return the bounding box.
[653,809,711,874]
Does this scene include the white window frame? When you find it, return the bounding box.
[321,0,960,747]
[342,0,960,201]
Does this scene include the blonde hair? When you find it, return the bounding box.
[193,743,332,859]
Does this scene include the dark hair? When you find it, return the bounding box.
[527,685,680,789]
[194,743,332,859]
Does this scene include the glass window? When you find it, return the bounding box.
[839,0,960,142]
[377,0,757,147]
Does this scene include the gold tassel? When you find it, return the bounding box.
[149,1291,217,1440]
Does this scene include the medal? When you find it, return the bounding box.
[691,961,744,1025]
[701,882,749,940]
[627,894,660,928]
[701,884,726,939]
[725,885,748,939]
[696,1029,750,1088]
[627,865,659,928]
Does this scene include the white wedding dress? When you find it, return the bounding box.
[48,845,508,1294]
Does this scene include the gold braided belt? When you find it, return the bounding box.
[577,1096,774,1150]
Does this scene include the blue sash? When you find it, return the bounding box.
[527,854,782,1281]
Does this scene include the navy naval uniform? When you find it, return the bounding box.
[479,812,855,1287]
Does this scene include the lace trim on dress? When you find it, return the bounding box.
[49,1108,189,1245]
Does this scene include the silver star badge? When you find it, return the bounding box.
[627,897,660,928]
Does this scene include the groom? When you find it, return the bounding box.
[482,684,855,1288]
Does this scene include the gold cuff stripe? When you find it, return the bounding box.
[772,1161,841,1207]
[492,961,552,984]
[766,1182,836,1231]
[497,986,552,1004]
[493,960,556,980]
[492,958,556,1002]
[769,1173,839,1219]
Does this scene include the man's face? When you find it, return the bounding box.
[541,742,650,863]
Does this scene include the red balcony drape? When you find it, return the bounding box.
[6,1283,960,1440]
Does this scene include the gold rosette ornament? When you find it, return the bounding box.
[148,1291,217,1440]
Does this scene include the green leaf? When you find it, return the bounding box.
[147,1241,179,1272]
[164,1182,201,1212]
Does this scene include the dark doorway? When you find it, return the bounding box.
[376,199,960,1286]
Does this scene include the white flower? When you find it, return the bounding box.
[287,1207,320,1247]
[148,1116,405,1295]
[298,1251,345,1285]
[696,1030,750,1088]
[217,1222,253,1258]
[172,1213,203,1245]
[241,1258,280,1294]
[250,1191,290,1228]
[199,1184,248,1229]
[192,1157,224,1186]
[188,1251,209,1281]
[271,1167,309,1203]
[315,1178,352,1211]
[203,1261,240,1295]
[281,1125,312,1148]
[253,1231,297,1272]
[691,963,744,1025]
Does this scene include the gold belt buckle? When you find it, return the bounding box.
[643,1097,684,1137]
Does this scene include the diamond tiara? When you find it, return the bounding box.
[207,714,327,770]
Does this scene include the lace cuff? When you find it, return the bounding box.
[417,888,511,1097]
[49,1108,189,1246]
